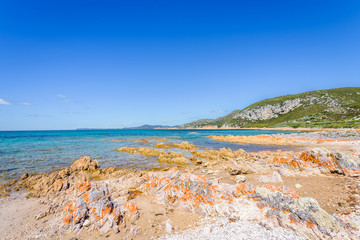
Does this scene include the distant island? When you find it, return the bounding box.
[121,124,179,129]
[76,124,178,130]
[181,87,360,129]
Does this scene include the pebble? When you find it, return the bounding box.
[83,219,90,227]
[235,175,246,183]
[165,219,173,234]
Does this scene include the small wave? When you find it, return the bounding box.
[0,167,19,173]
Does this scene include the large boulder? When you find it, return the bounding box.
[70,156,99,171]
[63,183,125,235]
[253,185,359,235]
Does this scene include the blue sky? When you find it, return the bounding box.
[0,0,359,130]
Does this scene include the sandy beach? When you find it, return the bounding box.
[1,129,360,239]
[2,0,360,238]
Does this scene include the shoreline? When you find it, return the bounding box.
[169,127,360,131]
[1,132,360,239]
[208,130,360,155]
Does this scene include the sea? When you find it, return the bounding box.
[0,129,302,182]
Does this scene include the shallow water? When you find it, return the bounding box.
[0,129,302,182]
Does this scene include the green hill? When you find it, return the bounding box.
[181,87,360,128]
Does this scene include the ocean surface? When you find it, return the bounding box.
[0,129,301,182]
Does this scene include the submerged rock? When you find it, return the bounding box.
[117,147,189,164]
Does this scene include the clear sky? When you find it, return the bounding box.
[0,0,359,130]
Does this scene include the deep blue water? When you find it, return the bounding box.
[0,129,301,182]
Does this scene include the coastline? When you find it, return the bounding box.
[1,130,360,239]
[171,126,360,131]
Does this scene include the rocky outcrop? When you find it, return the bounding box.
[2,147,360,239]
[234,99,302,121]
[144,169,359,239]
[70,156,99,171]
[116,147,189,164]
[271,149,360,177]
[181,87,360,128]
[257,172,283,183]
[154,141,196,151]
[191,147,251,162]
[251,184,357,238]
[0,156,131,198]
[62,182,137,235]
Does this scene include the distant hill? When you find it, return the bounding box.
[121,124,178,129]
[181,87,360,128]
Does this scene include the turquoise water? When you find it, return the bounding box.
[0,129,300,182]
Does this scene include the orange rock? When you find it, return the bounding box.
[76,182,91,192]
[125,201,138,214]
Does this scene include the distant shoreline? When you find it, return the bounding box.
[1,127,359,132]
[166,127,360,131]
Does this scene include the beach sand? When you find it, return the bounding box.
[1,129,360,239]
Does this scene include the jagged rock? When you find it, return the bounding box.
[336,153,360,176]
[160,157,188,164]
[155,141,196,151]
[235,175,246,183]
[252,184,359,235]
[99,216,113,235]
[53,179,64,191]
[20,173,29,180]
[124,200,140,223]
[234,98,302,121]
[58,168,71,178]
[278,168,294,177]
[35,210,48,220]
[196,159,203,165]
[62,183,125,235]
[191,148,250,162]
[70,156,99,171]
[292,197,343,234]
[117,147,188,164]
[227,165,251,175]
[269,149,360,177]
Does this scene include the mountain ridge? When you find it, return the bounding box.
[181,87,360,128]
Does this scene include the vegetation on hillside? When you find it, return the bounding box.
[181,87,360,128]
